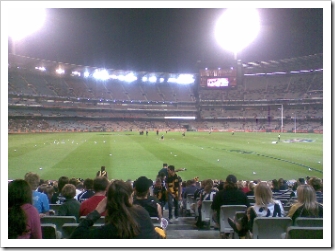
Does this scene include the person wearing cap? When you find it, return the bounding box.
[211,174,250,227]
[166,165,182,222]
[133,176,162,220]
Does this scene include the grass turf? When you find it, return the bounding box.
[8,131,323,182]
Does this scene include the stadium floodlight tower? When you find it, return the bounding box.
[215,8,260,60]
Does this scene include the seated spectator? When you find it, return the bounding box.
[69,178,83,201]
[245,182,255,196]
[278,178,288,191]
[182,179,198,210]
[211,175,250,226]
[96,165,108,179]
[8,179,42,239]
[195,179,217,228]
[79,176,109,216]
[70,180,164,239]
[57,184,81,222]
[228,182,284,238]
[308,177,323,204]
[152,177,167,214]
[24,172,50,215]
[51,176,69,204]
[77,178,95,203]
[37,184,55,204]
[241,180,250,194]
[133,176,162,219]
[287,184,323,225]
[271,179,280,193]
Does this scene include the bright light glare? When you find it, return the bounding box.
[123,73,137,82]
[56,68,65,74]
[8,8,46,41]
[215,8,260,55]
[93,69,109,80]
[149,76,157,83]
[176,74,194,84]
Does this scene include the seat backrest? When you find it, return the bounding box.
[40,216,77,238]
[201,200,213,222]
[41,223,58,239]
[294,217,323,227]
[49,204,62,215]
[62,223,104,239]
[79,216,105,224]
[286,226,323,239]
[186,195,195,211]
[219,205,247,234]
[252,217,292,239]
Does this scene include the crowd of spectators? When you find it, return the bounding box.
[8,165,323,239]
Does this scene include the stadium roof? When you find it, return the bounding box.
[8,53,323,78]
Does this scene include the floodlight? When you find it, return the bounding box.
[215,8,260,57]
[149,76,157,83]
[142,76,148,82]
[159,78,164,83]
[56,68,65,74]
[124,73,137,82]
[8,8,46,41]
[167,77,177,83]
[176,74,195,84]
[93,69,109,80]
[84,71,90,78]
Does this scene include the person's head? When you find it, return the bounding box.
[105,180,140,238]
[83,178,94,190]
[298,178,305,185]
[308,177,322,192]
[272,179,279,189]
[134,176,152,197]
[167,165,175,176]
[9,179,32,207]
[224,174,238,190]
[61,184,77,200]
[101,166,106,171]
[155,177,162,187]
[8,179,32,239]
[248,182,256,192]
[158,171,166,181]
[69,178,80,187]
[93,176,109,193]
[38,184,55,202]
[203,179,214,193]
[254,182,273,206]
[24,172,40,190]
[58,176,69,194]
[163,163,168,169]
[297,184,317,204]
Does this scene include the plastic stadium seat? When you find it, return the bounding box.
[252,217,292,239]
[62,223,104,239]
[41,223,61,239]
[40,216,77,238]
[49,204,62,215]
[285,226,323,239]
[79,216,105,224]
[201,200,214,227]
[219,205,247,236]
[294,217,323,227]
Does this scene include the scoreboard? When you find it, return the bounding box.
[199,68,237,88]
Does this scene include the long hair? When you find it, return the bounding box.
[8,179,32,239]
[105,180,140,238]
[203,179,214,194]
[297,184,319,216]
[254,182,274,206]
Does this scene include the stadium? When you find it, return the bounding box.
[4,5,329,246]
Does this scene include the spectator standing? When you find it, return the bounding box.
[166,165,182,222]
[8,179,42,239]
[79,176,109,216]
[153,177,167,215]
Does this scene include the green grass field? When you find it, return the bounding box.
[8,131,323,182]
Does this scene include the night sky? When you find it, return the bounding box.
[8,7,324,73]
